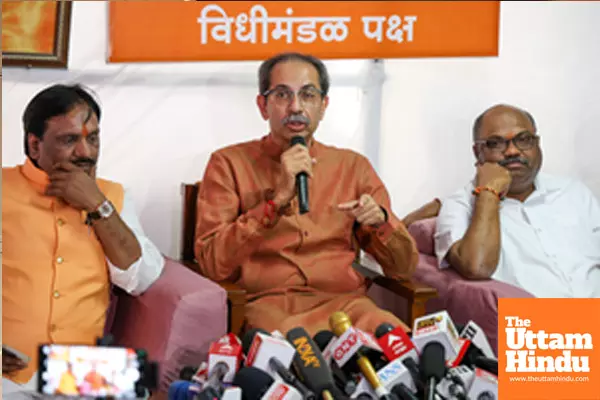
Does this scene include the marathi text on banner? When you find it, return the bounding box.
[197,4,417,46]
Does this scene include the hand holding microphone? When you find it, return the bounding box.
[274,136,314,213]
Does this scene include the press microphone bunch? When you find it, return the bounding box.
[168,310,498,400]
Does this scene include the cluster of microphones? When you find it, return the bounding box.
[168,310,498,400]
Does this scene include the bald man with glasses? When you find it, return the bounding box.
[434,104,600,298]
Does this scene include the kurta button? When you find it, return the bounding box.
[304,231,309,237]
[56,257,64,264]
[57,219,65,226]
[53,291,60,299]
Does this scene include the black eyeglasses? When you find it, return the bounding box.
[262,85,324,107]
[475,131,540,152]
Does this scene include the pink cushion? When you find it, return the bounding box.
[110,258,228,393]
[413,254,534,355]
[407,217,436,256]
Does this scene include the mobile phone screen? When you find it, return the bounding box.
[38,344,141,398]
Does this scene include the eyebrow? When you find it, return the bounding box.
[272,83,320,91]
[84,107,93,124]
[56,129,100,137]
[484,130,533,140]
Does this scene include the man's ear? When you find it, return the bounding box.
[256,94,269,120]
[472,143,484,166]
[27,133,42,160]
[318,95,330,121]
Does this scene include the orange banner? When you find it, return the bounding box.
[499,298,600,400]
[108,1,499,62]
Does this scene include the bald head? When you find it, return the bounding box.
[472,104,537,142]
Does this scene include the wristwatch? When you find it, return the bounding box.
[87,200,115,222]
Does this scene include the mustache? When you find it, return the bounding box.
[71,158,96,168]
[498,157,530,167]
[282,114,310,125]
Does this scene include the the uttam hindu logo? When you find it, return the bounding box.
[498,298,600,400]
[504,315,592,373]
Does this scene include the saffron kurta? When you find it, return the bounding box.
[2,159,124,383]
[195,135,418,336]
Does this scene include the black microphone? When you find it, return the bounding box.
[286,327,347,400]
[473,356,498,377]
[241,329,316,399]
[178,365,197,381]
[269,357,316,400]
[232,366,274,400]
[391,383,419,400]
[401,358,424,396]
[314,330,358,396]
[419,342,446,400]
[456,340,498,376]
[241,328,269,355]
[195,362,228,400]
[290,136,309,214]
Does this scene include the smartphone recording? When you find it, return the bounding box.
[37,344,145,398]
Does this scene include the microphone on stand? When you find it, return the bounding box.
[285,327,347,400]
[233,366,303,400]
[419,342,446,400]
[329,312,393,399]
[195,362,229,400]
[242,329,315,399]
[313,330,358,396]
[290,136,309,214]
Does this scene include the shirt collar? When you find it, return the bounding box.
[21,157,50,193]
[532,172,562,196]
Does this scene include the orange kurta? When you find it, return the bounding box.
[195,135,418,336]
[2,159,124,383]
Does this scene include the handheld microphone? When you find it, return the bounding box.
[242,329,313,398]
[243,330,314,398]
[269,357,316,400]
[374,323,419,365]
[314,330,358,396]
[466,368,498,400]
[233,366,303,400]
[419,342,446,400]
[351,357,416,399]
[412,311,462,363]
[178,366,199,382]
[329,312,391,398]
[196,362,229,400]
[436,365,474,400]
[290,136,309,214]
[286,327,343,400]
[243,329,297,378]
[391,383,419,400]
[208,333,244,383]
[459,321,497,360]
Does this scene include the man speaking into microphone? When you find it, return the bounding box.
[195,52,418,336]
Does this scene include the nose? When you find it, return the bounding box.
[287,93,302,113]
[74,137,92,158]
[503,138,521,157]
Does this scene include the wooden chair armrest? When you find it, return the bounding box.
[372,276,438,327]
[180,260,247,336]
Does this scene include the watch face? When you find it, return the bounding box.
[98,201,114,218]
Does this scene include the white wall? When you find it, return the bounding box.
[3,1,600,258]
[380,1,600,214]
